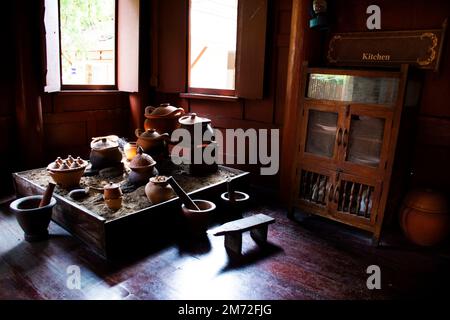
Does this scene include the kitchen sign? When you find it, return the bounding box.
[327,20,447,71]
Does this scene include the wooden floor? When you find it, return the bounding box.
[1,197,449,300]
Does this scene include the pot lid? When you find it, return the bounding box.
[403,189,449,214]
[104,182,121,190]
[179,113,211,126]
[91,136,119,151]
[145,103,180,117]
[129,146,156,168]
[138,129,164,139]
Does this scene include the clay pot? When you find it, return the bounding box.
[144,103,185,134]
[145,176,175,205]
[90,136,123,170]
[181,199,216,235]
[400,189,450,246]
[10,195,56,242]
[103,182,122,211]
[47,156,88,190]
[135,128,170,155]
[128,147,157,186]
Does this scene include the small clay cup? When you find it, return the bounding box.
[9,195,56,242]
[181,199,216,235]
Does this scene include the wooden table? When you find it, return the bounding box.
[12,164,249,259]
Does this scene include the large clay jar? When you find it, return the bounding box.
[144,103,185,134]
[90,136,123,170]
[400,189,450,246]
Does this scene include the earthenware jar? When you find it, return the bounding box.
[181,199,216,235]
[145,176,175,205]
[400,189,450,246]
[47,156,88,190]
[10,195,56,242]
[144,103,185,134]
[128,147,157,186]
[90,136,123,170]
[135,128,170,155]
[103,182,122,211]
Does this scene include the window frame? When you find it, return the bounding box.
[58,0,118,90]
[187,0,238,97]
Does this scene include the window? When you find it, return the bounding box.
[45,0,139,92]
[59,0,116,88]
[188,0,238,95]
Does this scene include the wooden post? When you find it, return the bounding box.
[279,0,320,208]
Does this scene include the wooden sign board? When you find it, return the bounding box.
[327,23,447,71]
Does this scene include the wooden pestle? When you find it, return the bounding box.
[227,178,235,203]
[166,176,200,210]
[39,182,56,207]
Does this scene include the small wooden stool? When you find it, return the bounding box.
[209,214,275,255]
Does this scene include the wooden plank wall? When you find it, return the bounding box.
[331,0,450,193]
[0,2,17,195]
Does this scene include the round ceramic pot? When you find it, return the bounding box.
[10,195,56,242]
[145,176,175,204]
[400,189,450,246]
[181,199,216,235]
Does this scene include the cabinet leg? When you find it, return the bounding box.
[250,225,268,245]
[287,207,295,220]
[225,233,242,256]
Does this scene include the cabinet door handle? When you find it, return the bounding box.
[334,185,340,203]
[343,128,349,148]
[336,128,343,146]
[327,183,334,202]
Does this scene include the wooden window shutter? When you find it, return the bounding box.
[235,0,268,99]
[118,0,140,92]
[157,0,187,93]
[43,0,61,92]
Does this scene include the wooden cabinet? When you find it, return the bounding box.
[291,63,409,244]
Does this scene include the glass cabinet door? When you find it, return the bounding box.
[341,106,392,173]
[307,73,399,105]
[303,108,339,160]
[346,115,385,167]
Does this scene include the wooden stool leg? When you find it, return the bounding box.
[224,232,242,255]
[250,225,268,244]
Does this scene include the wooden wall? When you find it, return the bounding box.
[151,0,293,187]
[0,2,18,196]
[330,0,450,193]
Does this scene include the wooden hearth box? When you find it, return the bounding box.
[12,164,249,259]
